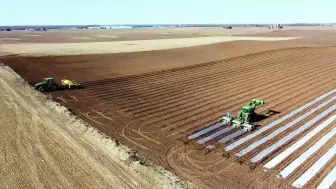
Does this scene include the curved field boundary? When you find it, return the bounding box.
[317,166,336,189]
[292,143,336,188]
[264,114,336,169]
[225,89,336,152]
[250,105,336,163]
[279,126,336,178]
[236,96,336,157]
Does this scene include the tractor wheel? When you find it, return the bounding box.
[51,85,57,91]
[39,87,45,92]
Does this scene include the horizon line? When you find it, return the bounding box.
[1,23,336,27]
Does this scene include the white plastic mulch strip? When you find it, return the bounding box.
[206,145,216,149]
[292,144,336,188]
[251,106,336,163]
[197,127,234,144]
[225,89,336,152]
[218,129,246,144]
[317,166,336,189]
[235,96,336,157]
[188,121,227,140]
[264,115,336,169]
[279,127,336,178]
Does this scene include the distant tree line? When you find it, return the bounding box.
[0,28,12,31]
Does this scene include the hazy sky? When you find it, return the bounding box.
[1,0,335,25]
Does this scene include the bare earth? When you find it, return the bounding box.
[0,65,193,189]
[1,27,336,189]
[0,27,275,44]
[0,36,298,56]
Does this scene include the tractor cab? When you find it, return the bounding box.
[35,77,58,92]
[241,105,254,114]
[45,77,54,84]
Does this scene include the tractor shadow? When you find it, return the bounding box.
[57,86,85,91]
[253,110,281,129]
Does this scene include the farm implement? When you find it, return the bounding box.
[221,99,264,131]
[188,99,265,140]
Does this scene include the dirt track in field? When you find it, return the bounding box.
[2,36,336,188]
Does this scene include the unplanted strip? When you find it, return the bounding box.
[265,115,336,169]
[188,121,226,140]
[279,127,336,178]
[236,96,336,157]
[251,106,336,163]
[317,166,336,189]
[218,130,246,144]
[197,126,234,144]
[225,88,336,152]
[292,144,336,188]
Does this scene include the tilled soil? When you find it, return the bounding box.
[1,39,336,188]
[0,27,273,44]
[0,66,191,189]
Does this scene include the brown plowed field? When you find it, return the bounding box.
[0,27,273,44]
[0,40,311,81]
[2,39,336,188]
[248,28,336,37]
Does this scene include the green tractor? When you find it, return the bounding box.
[221,99,264,131]
[34,77,58,92]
